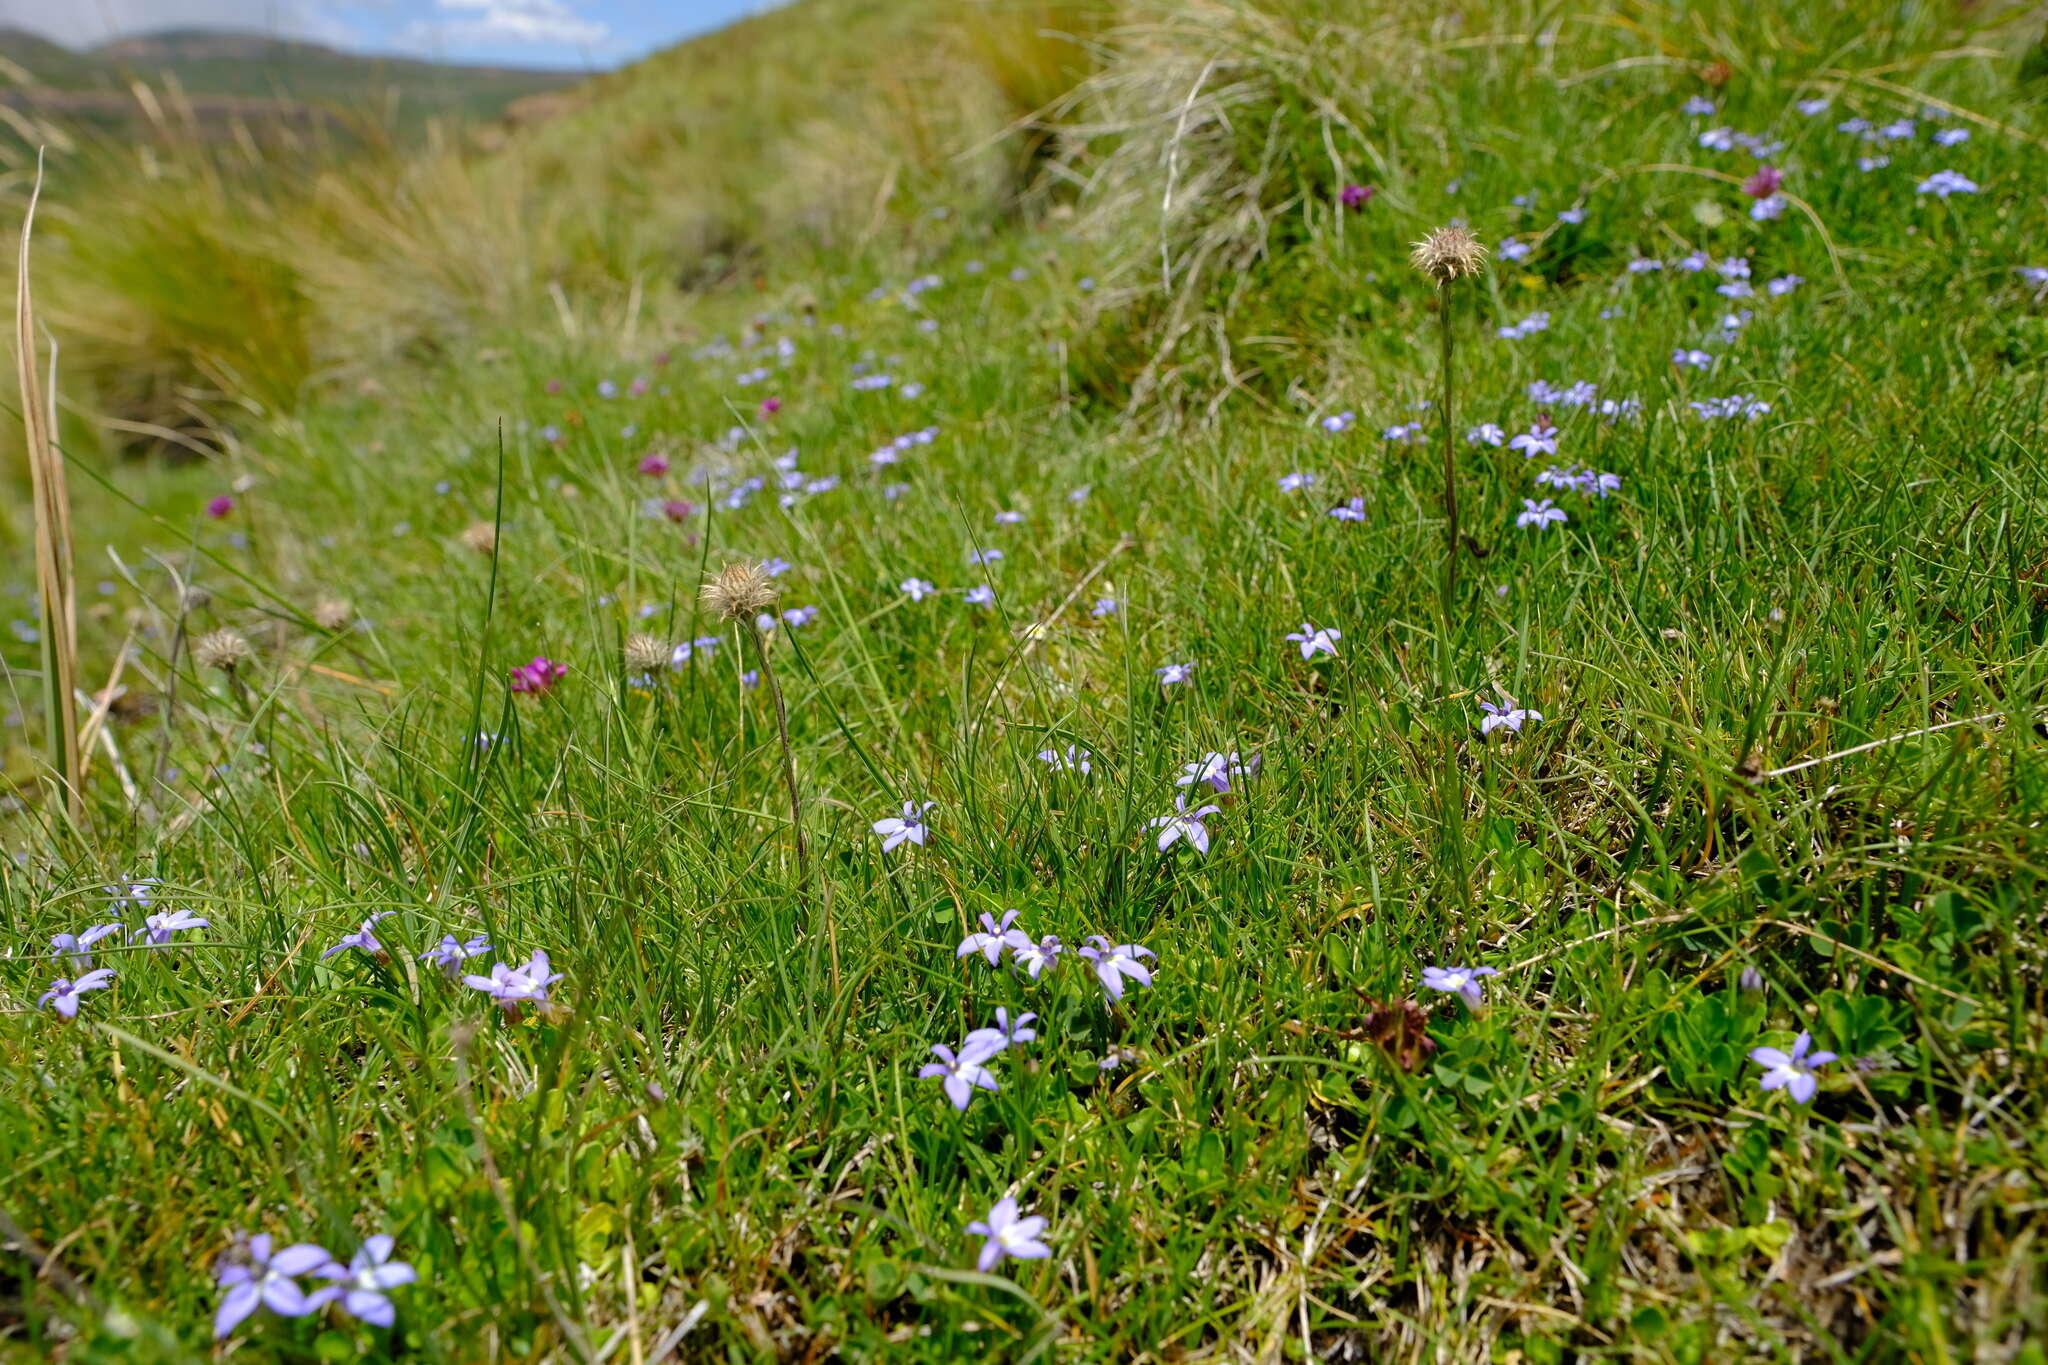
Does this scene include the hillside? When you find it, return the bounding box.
[4,0,2048,1359]
[0,24,581,129]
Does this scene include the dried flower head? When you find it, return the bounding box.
[194,629,253,673]
[1359,996,1438,1073]
[311,599,353,632]
[1410,226,1487,285]
[459,522,498,556]
[701,562,779,622]
[623,633,669,671]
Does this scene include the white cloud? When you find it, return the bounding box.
[398,0,609,52]
[0,0,357,50]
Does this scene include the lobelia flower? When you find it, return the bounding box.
[51,921,123,968]
[1090,597,1119,617]
[1509,421,1558,458]
[966,1007,1039,1054]
[873,800,934,852]
[137,907,210,946]
[1496,239,1531,263]
[315,1236,418,1328]
[39,969,115,1018]
[1177,751,1259,795]
[1318,411,1356,433]
[1516,499,1568,529]
[964,585,995,608]
[1148,793,1220,854]
[918,1038,1002,1110]
[1479,701,1542,735]
[966,1196,1051,1272]
[1286,623,1341,659]
[107,878,160,912]
[1278,471,1317,492]
[900,577,937,602]
[1672,348,1714,369]
[1327,497,1367,522]
[1422,964,1499,1008]
[1933,126,1969,147]
[1154,662,1194,687]
[322,910,396,960]
[463,950,564,1009]
[1079,936,1156,1003]
[1011,934,1065,979]
[958,909,1032,966]
[510,657,567,695]
[1750,194,1786,222]
[1749,1031,1836,1103]
[213,1235,336,1339]
[1036,744,1092,775]
[1383,422,1423,443]
[1467,423,1505,446]
[421,934,493,976]
[782,605,819,627]
[968,548,1004,566]
[1916,169,1977,197]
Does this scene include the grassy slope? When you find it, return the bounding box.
[0,27,578,113]
[4,0,2048,1361]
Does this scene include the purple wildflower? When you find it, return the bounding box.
[421,934,493,976]
[918,1038,1001,1111]
[1421,964,1499,1008]
[313,1237,417,1328]
[1079,936,1156,1003]
[1011,934,1065,979]
[1286,623,1341,659]
[322,910,396,961]
[510,657,567,695]
[213,1235,335,1339]
[51,921,123,969]
[873,800,934,852]
[958,909,1031,966]
[1516,499,1568,529]
[1478,701,1541,735]
[1147,793,1219,854]
[966,1196,1051,1272]
[38,969,115,1019]
[462,950,563,1008]
[1749,1031,1836,1103]
[136,907,209,947]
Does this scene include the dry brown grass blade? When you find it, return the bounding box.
[17,149,81,821]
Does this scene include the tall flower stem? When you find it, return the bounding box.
[1437,293,1459,626]
[1409,226,1488,918]
[751,624,837,997]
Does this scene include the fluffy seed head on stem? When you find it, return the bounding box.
[701,561,780,622]
[1410,226,1487,286]
[458,522,498,556]
[194,628,253,673]
[623,633,669,671]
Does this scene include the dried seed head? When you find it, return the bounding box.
[1409,225,1487,285]
[701,562,779,622]
[312,599,353,631]
[194,628,253,673]
[623,633,669,671]
[459,522,498,556]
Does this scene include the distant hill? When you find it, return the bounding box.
[0,25,585,135]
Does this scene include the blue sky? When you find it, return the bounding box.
[0,0,779,70]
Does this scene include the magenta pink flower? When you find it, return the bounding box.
[1742,165,1782,199]
[510,657,567,695]
[759,397,782,416]
[205,495,235,519]
[1339,184,1374,209]
[660,499,696,523]
[637,452,670,477]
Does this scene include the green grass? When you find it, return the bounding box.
[5,0,2048,1360]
